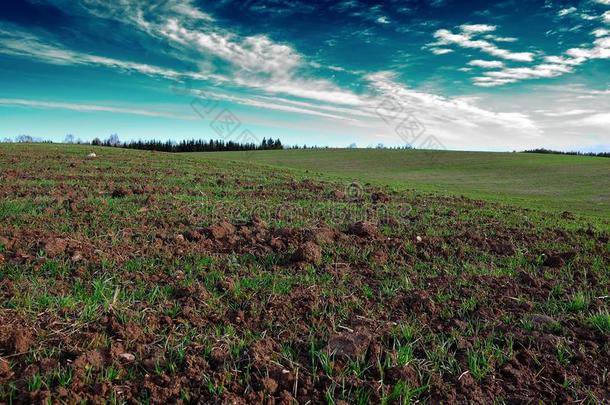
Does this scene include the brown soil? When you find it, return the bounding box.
[0,146,608,404]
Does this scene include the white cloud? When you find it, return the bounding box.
[484,35,518,42]
[474,63,573,86]
[376,16,390,24]
[171,1,215,21]
[0,27,222,84]
[161,18,302,78]
[460,24,497,34]
[0,98,195,120]
[592,28,610,36]
[558,7,577,17]
[604,11,610,23]
[541,109,596,117]
[566,36,610,59]
[366,71,539,139]
[0,2,365,110]
[76,0,214,25]
[430,48,454,55]
[473,27,610,86]
[594,0,610,4]
[431,28,535,61]
[575,112,610,126]
[468,59,504,68]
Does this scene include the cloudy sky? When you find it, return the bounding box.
[0,0,609,151]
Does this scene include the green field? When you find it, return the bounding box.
[0,144,609,403]
[199,149,610,218]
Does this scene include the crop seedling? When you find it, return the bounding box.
[588,310,610,333]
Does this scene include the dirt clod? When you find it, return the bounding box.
[73,350,104,372]
[262,377,279,394]
[11,330,32,354]
[207,221,236,240]
[332,190,346,200]
[372,249,388,265]
[543,255,564,268]
[0,357,11,378]
[348,221,378,237]
[371,192,390,203]
[112,187,132,198]
[327,329,372,359]
[529,313,556,328]
[44,238,68,258]
[294,242,322,264]
[489,240,516,255]
[305,227,336,245]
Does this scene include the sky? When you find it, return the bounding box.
[0,0,609,151]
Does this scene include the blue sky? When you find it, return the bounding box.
[0,0,609,151]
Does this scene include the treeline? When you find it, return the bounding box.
[91,135,283,153]
[523,148,610,158]
[1,135,54,143]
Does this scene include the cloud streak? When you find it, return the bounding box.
[0,98,196,120]
[430,25,535,62]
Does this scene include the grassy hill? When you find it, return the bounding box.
[0,144,608,404]
[199,149,610,218]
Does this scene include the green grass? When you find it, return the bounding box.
[198,148,610,217]
[0,143,608,404]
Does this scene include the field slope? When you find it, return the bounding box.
[200,149,610,217]
[0,144,608,404]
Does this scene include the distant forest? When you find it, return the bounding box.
[523,148,610,158]
[92,135,284,153]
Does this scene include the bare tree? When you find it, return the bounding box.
[16,135,33,143]
[107,133,121,146]
[64,134,75,144]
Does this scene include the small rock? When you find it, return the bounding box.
[86,152,97,159]
[416,235,423,243]
[71,252,84,262]
[119,353,135,362]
